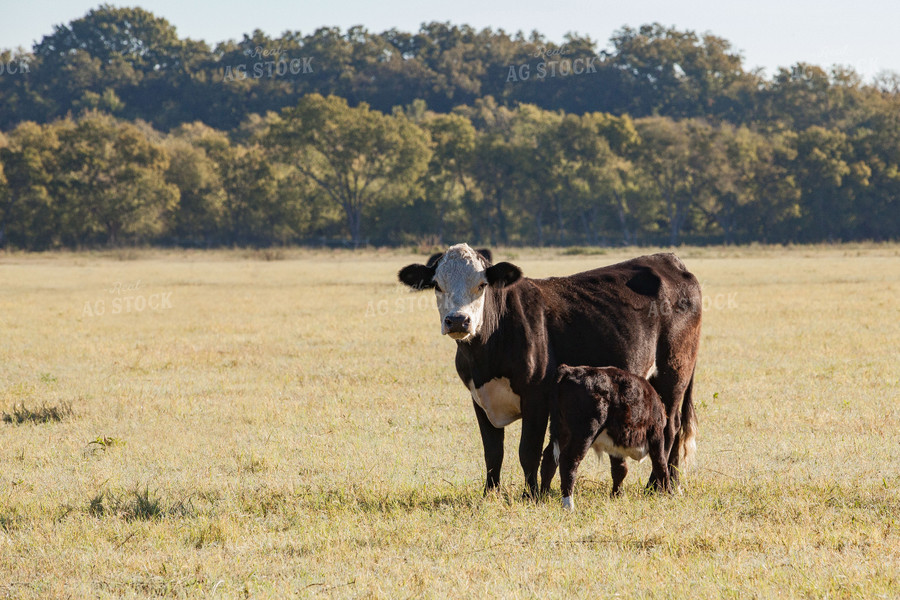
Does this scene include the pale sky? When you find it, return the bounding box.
[2,0,897,81]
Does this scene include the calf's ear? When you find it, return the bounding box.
[398,264,437,290]
[485,262,522,288]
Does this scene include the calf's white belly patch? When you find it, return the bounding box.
[592,429,648,462]
[468,377,522,428]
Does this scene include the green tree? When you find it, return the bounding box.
[610,24,746,118]
[55,112,178,245]
[422,112,478,243]
[576,113,641,245]
[458,97,524,245]
[266,94,431,246]
[0,122,62,249]
[633,116,693,245]
[794,126,853,241]
[162,135,225,244]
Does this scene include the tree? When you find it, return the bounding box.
[610,24,747,118]
[456,97,525,245]
[577,113,641,245]
[0,122,61,249]
[633,117,693,245]
[55,112,178,245]
[265,94,431,246]
[422,112,478,243]
[794,126,852,241]
[162,136,225,244]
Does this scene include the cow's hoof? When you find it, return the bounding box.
[483,485,502,499]
[561,496,575,512]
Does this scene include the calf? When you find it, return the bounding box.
[553,364,671,511]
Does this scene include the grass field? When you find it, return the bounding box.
[1,245,899,599]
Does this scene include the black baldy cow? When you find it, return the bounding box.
[398,243,701,498]
[553,365,671,511]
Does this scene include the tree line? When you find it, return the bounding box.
[0,5,898,248]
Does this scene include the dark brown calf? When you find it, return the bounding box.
[554,364,671,511]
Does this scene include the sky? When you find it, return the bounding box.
[3,0,897,81]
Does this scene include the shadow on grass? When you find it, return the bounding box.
[302,486,486,514]
[88,488,195,521]
[235,482,534,517]
[2,402,74,425]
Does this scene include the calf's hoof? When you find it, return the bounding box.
[561,496,575,512]
[521,485,541,502]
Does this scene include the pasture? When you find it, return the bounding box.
[1,245,899,598]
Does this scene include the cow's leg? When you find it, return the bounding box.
[473,399,504,494]
[664,409,682,479]
[609,456,628,498]
[519,402,549,499]
[648,429,672,494]
[668,422,683,481]
[649,316,701,488]
[648,368,689,488]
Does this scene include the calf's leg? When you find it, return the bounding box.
[609,456,629,498]
[559,435,595,512]
[539,441,557,495]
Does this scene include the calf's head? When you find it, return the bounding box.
[398,243,522,342]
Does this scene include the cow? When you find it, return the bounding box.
[553,364,671,511]
[398,243,701,498]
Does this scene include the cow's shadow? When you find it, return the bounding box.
[303,484,561,514]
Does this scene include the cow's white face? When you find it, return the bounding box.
[398,243,523,343]
[432,245,490,341]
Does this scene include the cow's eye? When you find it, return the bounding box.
[478,282,487,291]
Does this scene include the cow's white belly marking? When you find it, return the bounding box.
[592,429,648,462]
[468,377,522,428]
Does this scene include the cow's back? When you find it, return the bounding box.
[528,253,700,376]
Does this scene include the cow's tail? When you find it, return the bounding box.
[678,368,698,468]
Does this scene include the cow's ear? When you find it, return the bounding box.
[476,248,493,264]
[399,264,437,290]
[485,262,522,288]
[426,252,444,267]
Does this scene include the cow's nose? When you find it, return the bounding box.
[444,314,471,329]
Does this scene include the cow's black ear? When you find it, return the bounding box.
[476,248,493,264]
[426,252,444,267]
[485,262,522,288]
[399,264,436,290]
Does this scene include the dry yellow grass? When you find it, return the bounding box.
[1,245,899,598]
